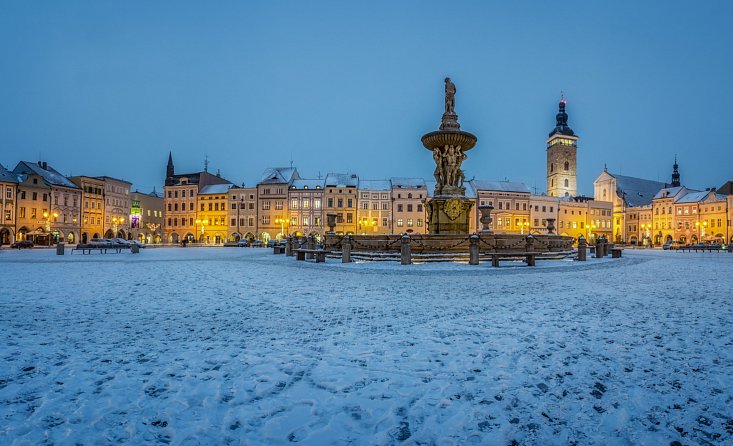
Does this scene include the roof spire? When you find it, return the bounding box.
[671,155,681,187]
[204,155,209,173]
[549,94,575,137]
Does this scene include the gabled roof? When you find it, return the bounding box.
[14,161,80,189]
[653,186,687,200]
[95,175,132,185]
[472,180,530,194]
[608,173,666,207]
[718,181,733,195]
[358,180,391,191]
[390,177,426,188]
[290,179,324,190]
[674,190,723,204]
[199,184,233,195]
[0,164,18,183]
[259,167,298,185]
[325,173,358,188]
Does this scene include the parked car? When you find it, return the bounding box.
[10,240,34,249]
[251,240,264,248]
[662,241,673,250]
[237,240,250,247]
[129,240,146,248]
[113,238,133,246]
[266,239,278,248]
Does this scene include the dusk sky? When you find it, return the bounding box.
[1,1,732,195]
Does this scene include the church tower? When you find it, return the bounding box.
[671,155,681,187]
[546,98,578,197]
[165,152,175,186]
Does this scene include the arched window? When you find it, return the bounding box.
[564,161,569,170]
[564,179,569,187]
[602,189,607,199]
[408,193,412,199]
[551,179,554,186]
[550,164,554,173]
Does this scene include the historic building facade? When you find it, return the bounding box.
[98,176,132,239]
[69,175,105,243]
[257,167,299,242]
[472,180,531,234]
[164,153,231,243]
[287,179,324,239]
[324,173,358,235]
[13,161,82,244]
[357,180,391,235]
[0,164,17,245]
[529,195,558,234]
[227,186,258,242]
[391,178,427,234]
[196,184,232,244]
[130,189,165,244]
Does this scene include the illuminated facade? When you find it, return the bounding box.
[391,178,427,235]
[324,173,359,235]
[288,179,325,239]
[546,99,578,197]
[257,167,299,242]
[69,176,105,243]
[130,189,165,244]
[357,180,391,235]
[196,184,232,244]
[227,186,258,242]
[0,164,17,244]
[164,153,231,243]
[472,181,531,234]
[529,195,558,234]
[98,176,132,239]
[13,161,82,245]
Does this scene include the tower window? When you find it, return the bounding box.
[564,179,569,187]
[550,164,554,172]
[564,161,569,170]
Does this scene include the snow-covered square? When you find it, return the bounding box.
[1,248,732,445]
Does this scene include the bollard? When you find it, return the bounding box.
[602,236,609,257]
[131,244,140,254]
[400,234,412,265]
[577,235,587,261]
[56,242,65,256]
[342,236,351,263]
[307,235,315,260]
[595,239,603,258]
[728,244,733,253]
[286,236,293,256]
[469,234,479,265]
[525,235,536,266]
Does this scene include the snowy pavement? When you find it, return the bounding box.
[0,248,731,445]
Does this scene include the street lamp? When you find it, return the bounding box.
[590,223,597,243]
[702,221,707,240]
[195,219,208,243]
[146,222,161,244]
[112,216,125,238]
[520,221,529,234]
[274,217,287,241]
[43,210,59,245]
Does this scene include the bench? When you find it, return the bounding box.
[489,252,537,267]
[273,245,285,254]
[71,246,125,255]
[611,247,623,258]
[294,248,327,263]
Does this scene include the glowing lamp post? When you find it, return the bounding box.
[520,221,529,235]
[43,211,59,245]
[274,217,288,241]
[195,219,208,243]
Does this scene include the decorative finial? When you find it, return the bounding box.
[560,90,565,103]
[204,155,209,172]
[604,163,607,172]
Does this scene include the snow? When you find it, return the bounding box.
[1,248,732,445]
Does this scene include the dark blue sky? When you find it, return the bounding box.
[1,1,732,195]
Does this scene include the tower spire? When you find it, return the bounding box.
[549,95,575,137]
[671,155,681,187]
[165,151,175,186]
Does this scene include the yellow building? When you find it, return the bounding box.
[529,194,559,234]
[324,173,359,235]
[557,197,613,242]
[651,186,687,245]
[197,184,232,244]
[70,176,105,243]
